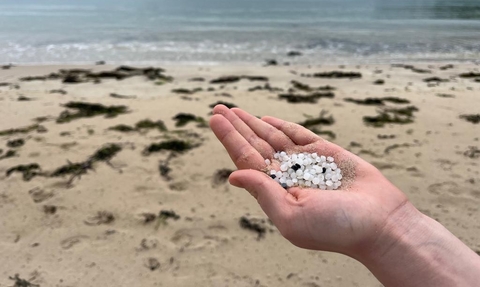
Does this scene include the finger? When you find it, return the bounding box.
[229,169,292,223]
[232,108,295,152]
[212,104,275,158]
[209,114,265,169]
[262,116,319,146]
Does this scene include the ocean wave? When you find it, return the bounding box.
[1,40,479,65]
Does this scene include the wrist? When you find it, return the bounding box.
[353,201,480,287]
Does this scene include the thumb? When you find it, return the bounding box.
[229,169,291,222]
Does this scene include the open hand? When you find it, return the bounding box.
[210,105,413,257]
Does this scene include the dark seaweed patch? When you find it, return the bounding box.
[18,96,33,101]
[135,119,167,131]
[108,124,136,132]
[298,111,336,139]
[8,274,39,287]
[436,93,455,98]
[464,146,480,159]
[209,101,237,109]
[143,140,196,156]
[423,77,449,83]
[49,89,67,95]
[56,102,128,123]
[460,114,480,124]
[459,72,480,78]
[298,111,335,128]
[287,51,302,57]
[291,80,335,92]
[50,143,122,185]
[392,64,431,74]
[240,216,267,240]
[304,71,362,79]
[50,161,87,178]
[210,76,241,84]
[212,168,234,186]
[159,210,180,221]
[6,163,42,181]
[344,97,409,106]
[264,59,278,66]
[210,75,269,84]
[377,134,396,140]
[172,113,207,128]
[7,139,25,148]
[439,64,454,70]
[0,150,16,160]
[363,106,419,127]
[279,92,334,104]
[171,88,202,95]
[109,93,136,99]
[248,83,284,92]
[0,124,40,136]
[89,143,122,162]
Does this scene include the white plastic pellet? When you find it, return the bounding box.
[266,152,343,190]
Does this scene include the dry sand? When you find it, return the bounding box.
[0,62,479,287]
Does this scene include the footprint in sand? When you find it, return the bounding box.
[60,235,89,249]
[171,226,229,251]
[29,187,54,203]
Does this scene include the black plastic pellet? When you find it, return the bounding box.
[270,174,276,179]
[281,183,288,189]
[291,165,299,171]
[322,168,326,173]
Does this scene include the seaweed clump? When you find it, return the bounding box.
[363,106,419,127]
[0,150,17,161]
[171,88,202,95]
[464,146,480,159]
[209,75,268,84]
[290,80,335,92]
[108,124,136,132]
[135,119,167,131]
[50,143,123,185]
[436,93,455,98]
[459,72,480,78]
[6,163,42,181]
[297,111,336,139]
[279,92,334,104]
[209,101,237,109]
[7,138,25,148]
[212,168,234,186]
[109,119,168,133]
[344,97,410,106]
[0,124,41,136]
[9,274,39,287]
[239,216,267,240]
[143,140,196,156]
[172,113,207,128]
[459,114,480,124]
[302,71,362,79]
[56,102,128,123]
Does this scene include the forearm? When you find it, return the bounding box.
[357,202,480,287]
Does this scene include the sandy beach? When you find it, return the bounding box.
[0,62,479,286]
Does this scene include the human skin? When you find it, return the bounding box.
[209,104,480,287]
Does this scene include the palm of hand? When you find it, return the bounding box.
[210,105,408,257]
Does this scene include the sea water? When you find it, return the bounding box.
[0,0,479,65]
